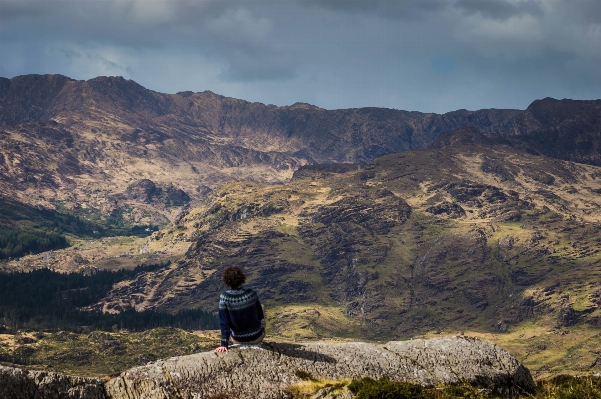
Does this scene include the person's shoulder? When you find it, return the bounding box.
[244,287,259,298]
[219,291,231,300]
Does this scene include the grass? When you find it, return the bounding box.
[535,375,601,399]
[2,229,192,273]
[268,305,367,340]
[289,373,351,398]
[277,223,300,237]
[348,376,430,399]
[290,375,601,399]
[0,327,218,377]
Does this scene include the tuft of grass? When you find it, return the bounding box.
[291,375,601,398]
[289,377,351,398]
[207,394,237,399]
[432,384,496,398]
[295,370,318,382]
[536,375,601,399]
[348,376,429,399]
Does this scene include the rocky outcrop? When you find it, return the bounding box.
[506,98,601,166]
[1,337,535,399]
[0,366,106,399]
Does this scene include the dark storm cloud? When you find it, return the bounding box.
[454,0,542,21]
[0,0,599,112]
[298,0,449,19]
[0,0,54,18]
[217,58,297,82]
[555,0,601,24]
[0,0,292,82]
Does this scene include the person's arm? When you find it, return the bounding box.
[256,297,264,322]
[215,298,231,353]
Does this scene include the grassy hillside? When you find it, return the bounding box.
[0,194,160,261]
[0,328,217,377]
[88,136,600,356]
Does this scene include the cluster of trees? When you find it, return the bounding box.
[0,195,159,259]
[0,229,68,259]
[0,264,218,331]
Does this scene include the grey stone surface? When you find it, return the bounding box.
[106,336,535,398]
[0,366,107,399]
[2,336,535,399]
[0,365,39,399]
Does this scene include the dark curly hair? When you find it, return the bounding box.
[222,266,246,289]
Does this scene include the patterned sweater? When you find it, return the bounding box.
[218,287,264,348]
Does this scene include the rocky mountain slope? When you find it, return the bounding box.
[87,128,601,347]
[2,75,599,228]
[0,336,535,399]
[507,97,601,166]
[0,74,522,225]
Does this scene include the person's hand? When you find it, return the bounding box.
[214,346,228,353]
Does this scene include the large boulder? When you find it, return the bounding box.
[106,336,534,398]
[1,336,535,399]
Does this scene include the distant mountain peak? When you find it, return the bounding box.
[286,102,324,111]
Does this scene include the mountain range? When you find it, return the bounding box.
[1,74,601,348]
[2,74,599,227]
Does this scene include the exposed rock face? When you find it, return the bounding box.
[425,201,466,218]
[507,97,601,166]
[429,126,495,149]
[124,179,191,207]
[0,366,106,399]
[0,337,535,399]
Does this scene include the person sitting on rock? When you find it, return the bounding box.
[214,265,265,353]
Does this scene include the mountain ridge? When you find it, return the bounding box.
[0,74,526,225]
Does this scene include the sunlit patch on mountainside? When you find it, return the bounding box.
[83,131,601,366]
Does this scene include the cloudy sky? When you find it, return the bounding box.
[1,0,600,113]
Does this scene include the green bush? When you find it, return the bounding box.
[436,384,493,398]
[348,376,428,399]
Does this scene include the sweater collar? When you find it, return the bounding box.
[226,287,245,294]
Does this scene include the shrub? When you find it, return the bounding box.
[348,376,428,399]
